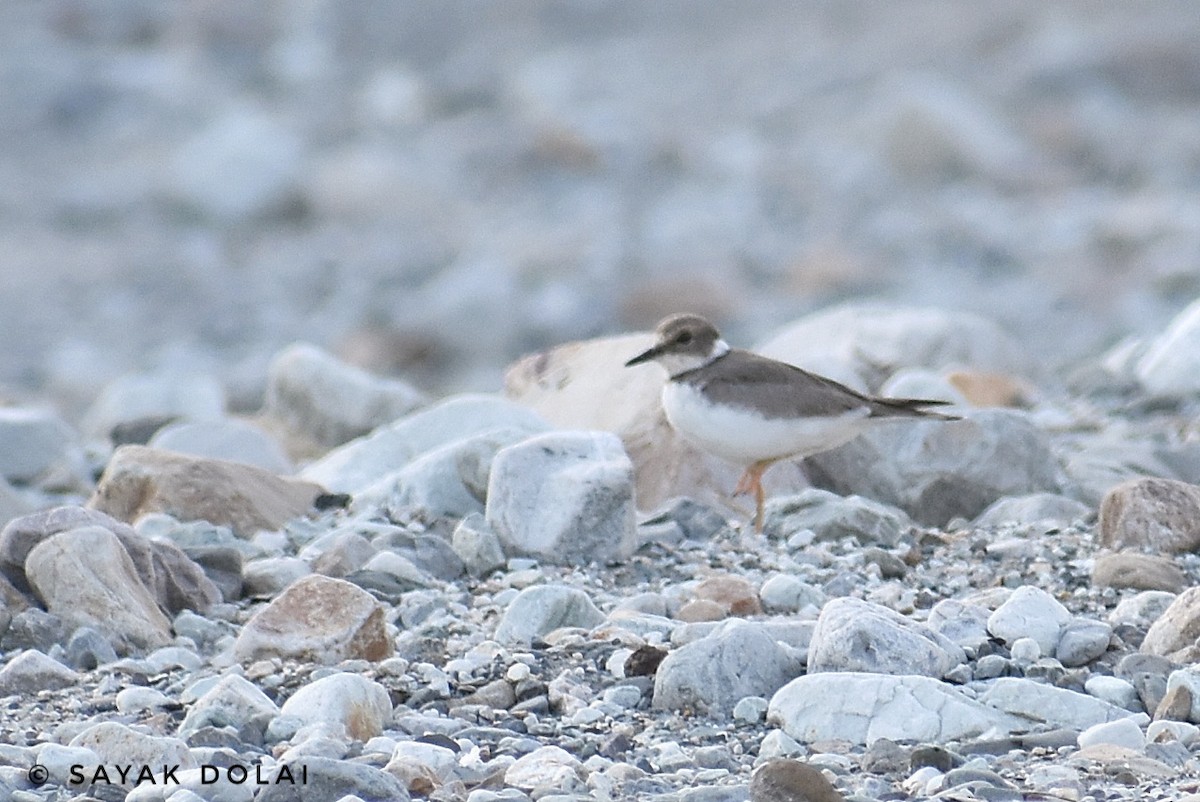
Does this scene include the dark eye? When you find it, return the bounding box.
[677,331,693,344]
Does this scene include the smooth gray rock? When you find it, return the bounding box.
[149,418,293,474]
[1093,552,1187,593]
[1108,590,1177,629]
[758,574,826,614]
[265,342,426,449]
[486,430,637,564]
[494,584,605,645]
[987,585,1071,654]
[371,530,464,580]
[0,407,84,485]
[763,488,911,546]
[654,620,798,717]
[25,526,172,654]
[353,427,530,519]
[1084,675,1142,712]
[804,409,1064,526]
[243,556,312,597]
[807,597,965,677]
[451,513,506,577]
[256,757,410,802]
[1056,617,1113,668]
[768,672,1025,745]
[973,493,1092,529]
[302,394,548,494]
[979,677,1140,730]
[0,649,80,694]
[1099,477,1200,554]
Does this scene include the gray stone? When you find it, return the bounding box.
[1078,717,1146,751]
[264,342,426,449]
[1109,590,1177,629]
[182,545,244,602]
[309,530,376,579]
[750,758,845,802]
[258,757,411,802]
[973,493,1092,529]
[494,584,605,645]
[279,672,392,741]
[653,620,798,717]
[0,609,65,653]
[807,597,965,677]
[451,513,507,577]
[758,575,826,615]
[68,721,195,781]
[763,488,911,547]
[804,409,1064,526]
[82,371,225,440]
[0,649,80,694]
[927,599,992,650]
[65,627,119,670]
[1099,477,1200,554]
[768,672,1024,745]
[149,418,294,474]
[302,394,548,494]
[0,407,84,486]
[503,745,584,792]
[370,529,464,580]
[353,427,531,520]
[148,538,223,614]
[979,677,1141,730]
[178,674,279,738]
[25,526,171,653]
[1056,618,1113,667]
[987,585,1071,654]
[1084,675,1142,712]
[486,430,637,564]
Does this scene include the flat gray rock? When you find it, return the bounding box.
[494,584,605,645]
[807,597,965,677]
[763,488,911,547]
[979,677,1141,730]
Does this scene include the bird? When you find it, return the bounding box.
[625,313,956,532]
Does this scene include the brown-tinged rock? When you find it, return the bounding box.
[25,526,172,654]
[750,758,845,802]
[1099,477,1200,554]
[677,599,728,623]
[1093,552,1188,593]
[1154,683,1193,722]
[694,575,763,617]
[89,445,325,537]
[946,370,1034,407]
[233,574,391,664]
[1142,587,1200,662]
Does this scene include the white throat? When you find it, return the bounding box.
[662,339,730,378]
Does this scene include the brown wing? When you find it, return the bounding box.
[678,349,953,420]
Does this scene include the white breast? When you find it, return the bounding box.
[661,381,873,465]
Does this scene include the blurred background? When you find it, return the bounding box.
[3,0,1200,418]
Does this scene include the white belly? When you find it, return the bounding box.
[661,381,872,465]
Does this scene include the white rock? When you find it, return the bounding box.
[1147,719,1199,746]
[1109,590,1177,628]
[494,584,605,645]
[115,686,172,714]
[150,419,293,474]
[280,672,392,741]
[264,342,426,448]
[980,677,1141,730]
[1137,297,1200,395]
[927,599,992,650]
[987,585,1071,654]
[1084,675,1141,712]
[302,394,548,493]
[758,574,826,614]
[69,721,195,777]
[768,672,1025,745]
[33,743,101,786]
[384,740,459,784]
[1078,717,1146,751]
[178,674,280,738]
[503,745,584,790]
[486,430,637,564]
[807,597,965,677]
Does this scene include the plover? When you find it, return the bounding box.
[625,313,956,532]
